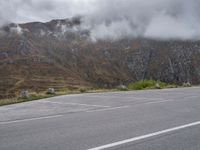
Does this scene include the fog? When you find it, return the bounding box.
[1,0,200,40]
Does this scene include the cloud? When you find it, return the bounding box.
[1,0,200,40]
[0,0,92,25]
[83,0,200,40]
[144,13,196,40]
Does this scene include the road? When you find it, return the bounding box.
[0,87,200,150]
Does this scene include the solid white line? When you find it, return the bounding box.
[40,101,110,108]
[86,106,130,113]
[0,115,63,125]
[87,121,200,150]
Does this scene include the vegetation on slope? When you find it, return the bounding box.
[0,88,117,106]
[0,80,180,106]
[128,80,177,90]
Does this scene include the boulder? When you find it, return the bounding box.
[20,90,29,98]
[117,84,128,91]
[183,82,191,87]
[155,83,161,89]
[47,88,55,94]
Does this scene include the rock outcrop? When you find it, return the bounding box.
[0,18,199,98]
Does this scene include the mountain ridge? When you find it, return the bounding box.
[0,18,199,98]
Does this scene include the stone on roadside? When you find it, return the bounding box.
[183,82,191,87]
[117,84,128,91]
[47,88,55,94]
[20,90,29,98]
[155,83,161,89]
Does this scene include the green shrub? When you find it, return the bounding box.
[128,80,168,90]
[79,88,87,93]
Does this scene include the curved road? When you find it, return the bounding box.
[0,87,200,150]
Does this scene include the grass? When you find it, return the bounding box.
[0,94,58,106]
[0,88,117,106]
[0,81,178,106]
[128,80,177,90]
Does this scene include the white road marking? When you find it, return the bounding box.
[144,96,200,105]
[0,115,63,125]
[187,95,199,98]
[39,101,110,108]
[85,95,123,99]
[88,121,200,150]
[0,106,129,125]
[142,99,176,105]
[86,106,130,113]
[132,96,199,106]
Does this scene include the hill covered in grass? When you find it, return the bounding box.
[0,18,199,98]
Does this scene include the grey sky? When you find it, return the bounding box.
[1,0,200,40]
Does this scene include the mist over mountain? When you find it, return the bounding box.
[1,0,200,41]
[0,1,200,98]
[0,18,199,98]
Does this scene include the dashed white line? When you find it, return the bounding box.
[0,106,130,125]
[1,93,199,125]
[187,95,199,98]
[142,99,175,105]
[143,96,200,105]
[0,115,63,125]
[87,121,200,150]
[39,101,110,108]
[86,106,130,113]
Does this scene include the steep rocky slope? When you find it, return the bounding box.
[0,18,199,98]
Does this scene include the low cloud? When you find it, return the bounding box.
[1,0,200,40]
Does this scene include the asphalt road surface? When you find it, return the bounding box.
[0,87,200,150]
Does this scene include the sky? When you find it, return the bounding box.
[1,0,200,40]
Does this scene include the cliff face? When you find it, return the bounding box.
[0,18,200,98]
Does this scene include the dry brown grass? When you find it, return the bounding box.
[0,88,118,106]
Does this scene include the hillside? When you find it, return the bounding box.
[0,18,200,98]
